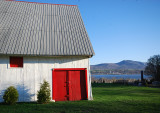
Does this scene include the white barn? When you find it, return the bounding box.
[0,0,94,102]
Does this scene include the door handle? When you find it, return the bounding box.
[65,95,69,97]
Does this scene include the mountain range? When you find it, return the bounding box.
[91,60,146,70]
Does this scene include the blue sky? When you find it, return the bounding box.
[18,0,160,65]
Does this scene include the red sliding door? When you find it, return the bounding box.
[52,68,88,102]
[54,71,68,101]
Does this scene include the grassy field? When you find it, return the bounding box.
[0,83,160,113]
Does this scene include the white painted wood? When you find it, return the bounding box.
[0,56,92,102]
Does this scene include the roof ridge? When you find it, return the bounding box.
[5,0,77,6]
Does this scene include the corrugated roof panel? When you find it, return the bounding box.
[0,1,10,13]
[0,0,95,56]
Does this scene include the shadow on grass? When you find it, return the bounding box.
[0,100,160,113]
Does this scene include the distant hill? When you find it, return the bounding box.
[91,60,146,70]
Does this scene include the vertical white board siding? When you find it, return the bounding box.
[0,56,92,102]
[23,57,37,102]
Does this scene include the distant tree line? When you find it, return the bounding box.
[91,69,142,75]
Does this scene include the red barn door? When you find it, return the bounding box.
[53,71,68,101]
[69,70,87,101]
[52,68,88,102]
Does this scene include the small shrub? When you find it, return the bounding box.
[3,86,19,105]
[37,80,51,104]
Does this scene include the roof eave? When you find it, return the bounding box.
[0,53,94,58]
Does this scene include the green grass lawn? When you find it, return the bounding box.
[0,83,160,113]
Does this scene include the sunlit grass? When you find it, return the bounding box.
[0,83,159,113]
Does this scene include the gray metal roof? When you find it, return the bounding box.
[0,0,95,56]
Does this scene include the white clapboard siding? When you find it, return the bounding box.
[0,56,92,102]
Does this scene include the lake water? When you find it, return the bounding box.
[91,74,151,80]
